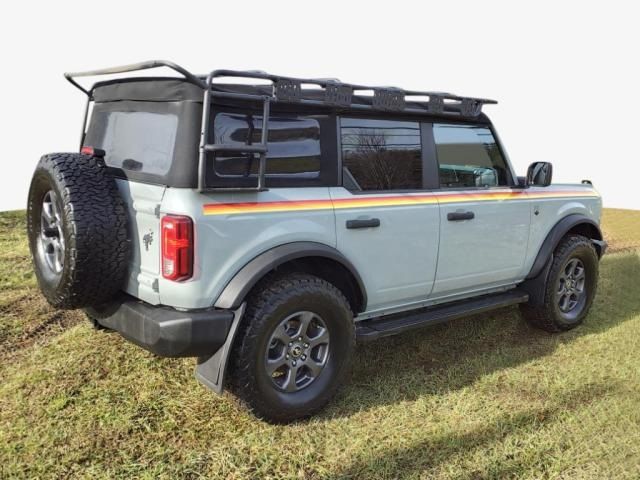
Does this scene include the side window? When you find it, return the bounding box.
[213,112,321,178]
[433,124,510,188]
[341,118,422,191]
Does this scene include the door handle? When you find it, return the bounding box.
[346,218,381,229]
[447,211,475,221]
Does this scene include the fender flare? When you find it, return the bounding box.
[214,241,368,311]
[526,213,603,280]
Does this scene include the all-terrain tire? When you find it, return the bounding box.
[27,153,130,309]
[520,234,598,332]
[229,273,355,423]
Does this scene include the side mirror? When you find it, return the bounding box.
[526,161,553,187]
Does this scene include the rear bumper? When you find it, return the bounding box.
[92,295,235,357]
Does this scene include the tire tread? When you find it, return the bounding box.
[27,153,129,309]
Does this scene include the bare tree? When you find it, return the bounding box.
[344,129,419,190]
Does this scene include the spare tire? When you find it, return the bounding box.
[27,153,130,309]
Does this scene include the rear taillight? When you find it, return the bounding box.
[161,215,193,281]
[80,146,106,157]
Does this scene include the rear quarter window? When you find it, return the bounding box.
[213,112,321,178]
[204,109,337,188]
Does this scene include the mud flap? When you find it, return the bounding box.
[195,303,246,394]
[520,257,553,307]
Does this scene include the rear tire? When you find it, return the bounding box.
[520,234,598,332]
[229,273,355,423]
[27,153,130,309]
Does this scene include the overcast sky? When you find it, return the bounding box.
[0,0,637,211]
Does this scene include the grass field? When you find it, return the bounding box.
[1,208,640,479]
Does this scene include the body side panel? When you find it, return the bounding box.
[157,187,337,309]
[122,180,601,317]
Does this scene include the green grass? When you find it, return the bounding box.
[1,209,640,479]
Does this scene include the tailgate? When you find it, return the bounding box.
[115,179,166,305]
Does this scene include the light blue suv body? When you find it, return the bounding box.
[128,181,601,317]
[53,61,605,420]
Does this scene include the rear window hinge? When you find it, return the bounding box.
[152,279,159,292]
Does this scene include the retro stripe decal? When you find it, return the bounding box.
[202,190,598,216]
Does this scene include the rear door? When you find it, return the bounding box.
[430,123,531,296]
[332,117,440,314]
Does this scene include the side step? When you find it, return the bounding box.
[356,289,529,342]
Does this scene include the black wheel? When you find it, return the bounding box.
[27,153,130,309]
[229,273,355,423]
[520,234,598,332]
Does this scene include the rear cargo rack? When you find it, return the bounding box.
[65,60,498,193]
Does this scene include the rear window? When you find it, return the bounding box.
[91,111,179,176]
[213,112,321,178]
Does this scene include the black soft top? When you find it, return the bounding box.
[91,77,493,124]
[67,60,496,123]
[72,61,498,191]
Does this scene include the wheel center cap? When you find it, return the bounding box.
[290,344,304,358]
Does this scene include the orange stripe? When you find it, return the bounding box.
[202,190,598,216]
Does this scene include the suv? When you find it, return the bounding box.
[27,61,606,423]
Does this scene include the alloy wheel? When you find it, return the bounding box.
[265,311,330,392]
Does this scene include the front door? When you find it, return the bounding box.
[430,123,531,296]
[333,117,440,314]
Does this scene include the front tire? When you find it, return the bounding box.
[520,234,599,332]
[229,273,355,423]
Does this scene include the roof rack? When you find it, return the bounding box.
[65,60,498,193]
[64,60,207,93]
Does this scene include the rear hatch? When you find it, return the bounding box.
[85,106,173,304]
[82,80,202,304]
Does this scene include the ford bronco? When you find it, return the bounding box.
[27,61,606,422]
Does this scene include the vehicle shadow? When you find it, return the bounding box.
[334,380,621,479]
[328,251,640,418]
